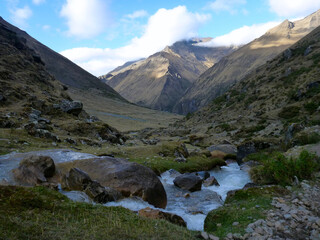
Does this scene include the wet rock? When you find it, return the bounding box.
[173,173,202,192]
[61,157,167,208]
[199,231,209,239]
[61,167,91,191]
[196,171,210,181]
[12,155,56,186]
[242,182,258,189]
[62,168,122,204]
[138,207,186,227]
[203,176,220,187]
[84,181,122,203]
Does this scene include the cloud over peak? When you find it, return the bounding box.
[61,6,210,76]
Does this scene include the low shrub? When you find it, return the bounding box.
[250,150,320,186]
[278,106,300,119]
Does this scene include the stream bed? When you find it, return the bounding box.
[0,149,251,231]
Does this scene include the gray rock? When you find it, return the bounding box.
[59,100,83,115]
[283,48,292,59]
[200,231,209,239]
[207,144,237,155]
[173,173,202,192]
[203,176,220,187]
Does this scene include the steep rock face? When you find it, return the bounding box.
[174,10,320,114]
[100,40,235,111]
[0,17,124,101]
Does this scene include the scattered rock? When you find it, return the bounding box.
[174,143,189,158]
[84,181,122,203]
[12,155,56,186]
[138,207,186,227]
[173,173,202,192]
[141,138,159,145]
[203,176,220,187]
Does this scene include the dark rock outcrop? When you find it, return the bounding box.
[54,100,83,116]
[12,155,56,186]
[139,207,186,227]
[173,173,202,192]
[61,157,167,208]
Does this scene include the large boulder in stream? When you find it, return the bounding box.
[173,173,202,192]
[60,157,167,208]
[12,155,57,186]
[139,207,186,227]
[61,167,122,204]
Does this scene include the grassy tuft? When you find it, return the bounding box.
[0,186,197,240]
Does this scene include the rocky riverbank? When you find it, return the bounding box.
[201,178,320,240]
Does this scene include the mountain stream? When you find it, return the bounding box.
[0,149,250,231]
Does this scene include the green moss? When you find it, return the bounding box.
[204,186,287,238]
[0,186,196,240]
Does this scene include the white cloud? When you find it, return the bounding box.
[198,21,280,47]
[42,25,50,30]
[60,0,111,39]
[125,10,148,19]
[208,0,246,14]
[10,5,32,28]
[269,0,320,18]
[60,6,210,76]
[32,0,45,5]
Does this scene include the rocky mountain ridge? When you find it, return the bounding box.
[174,10,320,114]
[100,39,235,111]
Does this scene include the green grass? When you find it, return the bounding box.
[0,186,197,240]
[204,186,288,238]
[249,150,320,186]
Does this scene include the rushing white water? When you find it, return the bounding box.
[0,150,250,231]
[105,162,251,231]
[0,149,96,184]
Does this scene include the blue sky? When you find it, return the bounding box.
[1,0,320,75]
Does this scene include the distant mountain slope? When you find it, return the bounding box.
[100,40,235,111]
[186,24,320,145]
[0,17,124,101]
[174,10,320,114]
